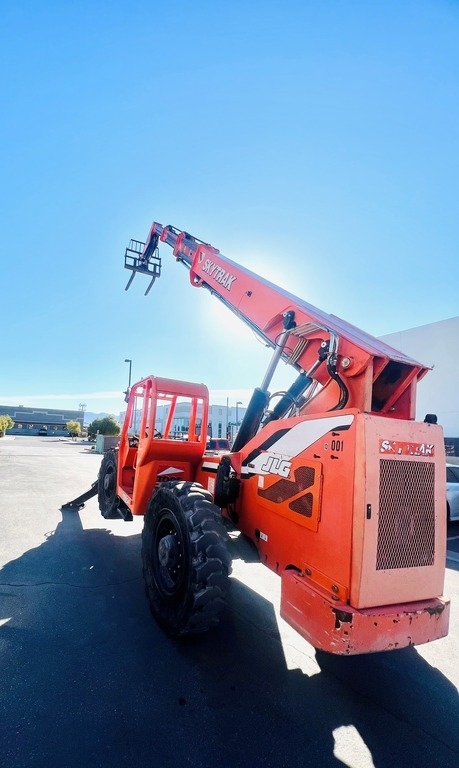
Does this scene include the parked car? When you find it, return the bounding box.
[38,428,48,436]
[206,438,231,452]
[446,463,459,522]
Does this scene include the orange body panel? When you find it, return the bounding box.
[281,571,450,654]
[195,409,449,652]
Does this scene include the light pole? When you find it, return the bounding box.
[236,400,242,427]
[124,358,132,389]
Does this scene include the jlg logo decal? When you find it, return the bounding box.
[202,259,237,291]
[260,455,292,477]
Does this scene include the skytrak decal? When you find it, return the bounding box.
[379,440,435,456]
[202,259,237,291]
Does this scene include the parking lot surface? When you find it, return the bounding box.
[1,436,459,768]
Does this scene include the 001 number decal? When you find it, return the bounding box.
[331,439,344,452]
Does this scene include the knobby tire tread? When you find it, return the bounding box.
[142,480,232,636]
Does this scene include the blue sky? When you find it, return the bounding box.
[1,0,458,416]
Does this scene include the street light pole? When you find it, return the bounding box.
[124,358,132,389]
[236,400,242,427]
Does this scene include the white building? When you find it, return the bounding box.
[153,402,246,442]
[208,403,246,442]
[119,402,246,443]
[379,315,459,441]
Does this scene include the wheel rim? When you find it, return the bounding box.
[104,469,114,493]
[152,508,186,597]
[101,463,116,505]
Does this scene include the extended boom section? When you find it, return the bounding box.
[127,222,428,421]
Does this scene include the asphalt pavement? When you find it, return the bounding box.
[1,436,459,768]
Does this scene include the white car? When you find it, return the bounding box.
[446,463,459,522]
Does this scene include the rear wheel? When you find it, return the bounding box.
[142,480,232,636]
[97,449,120,519]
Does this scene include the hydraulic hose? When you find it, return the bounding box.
[327,357,349,410]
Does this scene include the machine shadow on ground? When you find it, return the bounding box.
[0,507,458,768]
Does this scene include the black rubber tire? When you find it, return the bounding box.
[142,480,232,636]
[97,449,121,519]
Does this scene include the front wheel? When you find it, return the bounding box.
[142,481,232,636]
[97,449,120,519]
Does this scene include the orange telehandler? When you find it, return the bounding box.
[64,221,450,654]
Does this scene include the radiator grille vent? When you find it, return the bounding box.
[376,459,435,570]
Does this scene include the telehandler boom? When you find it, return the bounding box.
[66,221,450,654]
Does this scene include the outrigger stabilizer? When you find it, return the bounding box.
[61,481,98,511]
